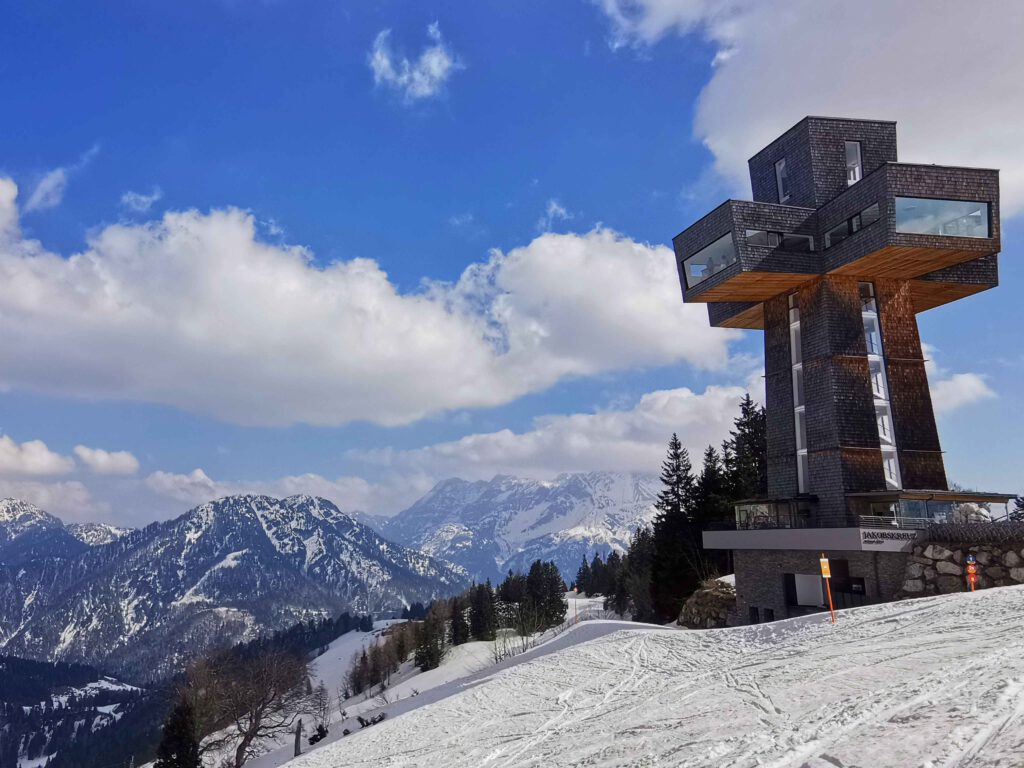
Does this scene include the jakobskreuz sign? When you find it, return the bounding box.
[860,528,917,552]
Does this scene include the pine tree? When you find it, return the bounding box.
[650,434,700,621]
[469,582,497,641]
[154,699,200,768]
[692,445,729,524]
[623,526,656,622]
[589,553,608,595]
[450,599,470,645]
[724,394,767,499]
[1011,496,1024,522]
[575,556,592,595]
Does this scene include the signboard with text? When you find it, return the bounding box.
[859,528,917,552]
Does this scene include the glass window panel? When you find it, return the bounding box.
[863,315,881,355]
[796,452,809,493]
[794,409,807,450]
[825,221,850,248]
[860,202,881,227]
[683,232,737,288]
[745,229,770,246]
[792,366,805,407]
[869,359,887,399]
[845,141,863,185]
[775,158,790,202]
[876,405,893,444]
[789,323,802,364]
[780,234,814,252]
[895,197,990,238]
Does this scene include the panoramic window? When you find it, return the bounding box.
[845,141,863,185]
[825,202,883,248]
[745,230,815,252]
[682,232,737,288]
[775,158,790,202]
[895,197,989,238]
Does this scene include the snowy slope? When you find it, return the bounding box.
[382,472,658,580]
[66,521,132,546]
[287,586,1024,768]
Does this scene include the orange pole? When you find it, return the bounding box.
[821,552,836,624]
[824,576,836,623]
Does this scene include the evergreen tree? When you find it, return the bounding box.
[590,553,609,595]
[604,550,623,597]
[575,556,592,595]
[651,434,699,621]
[1011,496,1024,522]
[692,445,730,525]
[450,599,470,645]
[469,582,497,641]
[623,526,656,623]
[724,394,767,499]
[497,570,527,604]
[154,699,200,768]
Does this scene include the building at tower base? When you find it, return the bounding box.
[674,117,1012,623]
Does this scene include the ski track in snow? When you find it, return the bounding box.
[284,586,1024,768]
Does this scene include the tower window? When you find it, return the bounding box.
[845,141,863,185]
[775,158,790,203]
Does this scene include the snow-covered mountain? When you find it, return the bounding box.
[379,472,659,581]
[0,495,468,679]
[66,521,132,546]
[0,497,89,566]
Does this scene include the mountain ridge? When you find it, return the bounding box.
[378,471,658,581]
[0,494,468,678]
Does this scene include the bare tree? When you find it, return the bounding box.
[185,651,313,768]
[311,682,331,730]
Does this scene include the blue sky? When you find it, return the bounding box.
[1,0,1022,525]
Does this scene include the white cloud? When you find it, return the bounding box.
[369,22,463,102]
[144,468,218,504]
[0,435,75,477]
[930,373,996,416]
[922,343,996,416]
[0,479,107,521]
[137,384,750,517]
[536,199,571,232]
[73,445,140,475]
[0,178,19,237]
[0,186,738,427]
[120,186,163,213]
[23,145,99,213]
[351,385,749,507]
[596,1,1024,215]
[143,467,407,516]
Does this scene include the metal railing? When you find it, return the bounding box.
[858,515,933,530]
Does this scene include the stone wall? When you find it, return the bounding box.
[678,578,736,629]
[897,541,1024,598]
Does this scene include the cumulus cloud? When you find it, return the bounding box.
[922,343,996,416]
[23,145,99,213]
[596,0,1024,214]
[143,467,406,516]
[137,384,751,517]
[120,186,163,213]
[73,445,140,475]
[0,478,107,520]
[351,385,749,508]
[369,22,463,102]
[0,178,18,237]
[0,436,75,477]
[0,186,738,427]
